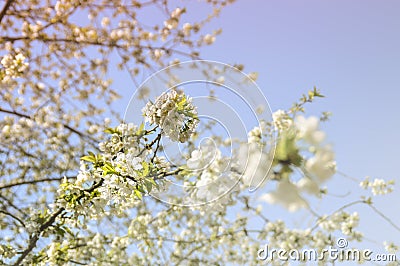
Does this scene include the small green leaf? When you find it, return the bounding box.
[142,161,150,176]
[55,227,66,237]
[210,232,217,241]
[148,178,157,186]
[144,179,153,193]
[103,162,114,171]
[137,122,145,135]
[176,96,187,110]
[134,189,143,200]
[104,128,114,134]
[104,127,120,134]
[81,155,96,163]
[313,87,324,97]
[137,184,146,193]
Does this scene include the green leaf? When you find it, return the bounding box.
[96,154,103,162]
[313,86,324,97]
[103,162,113,171]
[102,162,118,175]
[144,179,153,193]
[142,161,150,176]
[81,155,96,163]
[55,227,66,237]
[134,189,143,200]
[104,127,120,134]
[176,96,187,110]
[137,184,146,193]
[137,122,145,135]
[104,128,114,134]
[210,232,217,241]
[274,132,302,167]
[148,178,157,186]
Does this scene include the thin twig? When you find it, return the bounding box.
[151,133,162,163]
[0,209,25,227]
[310,200,365,232]
[0,0,14,24]
[13,207,65,266]
[0,107,97,142]
[367,203,400,232]
[0,176,75,190]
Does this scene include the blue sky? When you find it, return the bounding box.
[2,0,399,263]
[191,0,400,255]
[102,0,400,260]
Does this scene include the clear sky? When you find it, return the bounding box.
[104,0,400,259]
[3,0,398,263]
[191,0,400,254]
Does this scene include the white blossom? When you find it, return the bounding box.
[360,176,395,195]
[295,115,326,144]
[142,89,198,142]
[260,179,308,212]
[247,126,262,143]
[101,17,110,27]
[187,140,219,171]
[297,177,321,196]
[1,53,28,82]
[305,145,336,182]
[272,109,292,131]
[235,142,272,188]
[203,34,216,45]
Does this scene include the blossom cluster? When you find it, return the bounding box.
[259,218,363,264]
[272,109,292,131]
[56,89,202,219]
[56,122,170,219]
[0,53,28,82]
[360,176,395,195]
[3,84,398,265]
[184,111,335,212]
[259,111,336,211]
[142,89,199,142]
[185,139,236,205]
[318,211,362,240]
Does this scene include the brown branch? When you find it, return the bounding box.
[151,133,162,163]
[0,36,197,58]
[0,194,28,218]
[0,209,25,227]
[13,207,65,266]
[0,176,75,190]
[0,36,126,49]
[136,132,162,157]
[68,259,87,265]
[0,107,97,142]
[0,0,14,24]
[75,178,104,203]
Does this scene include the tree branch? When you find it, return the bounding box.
[0,176,75,190]
[367,203,400,232]
[0,107,97,142]
[0,0,14,24]
[0,194,28,218]
[0,209,25,227]
[13,207,65,266]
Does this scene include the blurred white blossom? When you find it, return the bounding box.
[260,179,308,212]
